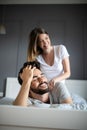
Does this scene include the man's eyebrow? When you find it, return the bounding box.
[33,76,38,78]
[41,73,45,75]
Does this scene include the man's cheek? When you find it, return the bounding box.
[31,82,38,88]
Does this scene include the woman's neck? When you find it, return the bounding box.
[43,46,53,55]
[42,46,54,66]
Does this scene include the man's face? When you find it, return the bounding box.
[30,69,49,95]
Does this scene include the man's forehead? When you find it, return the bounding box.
[33,68,41,76]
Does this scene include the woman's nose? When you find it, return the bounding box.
[43,40,47,44]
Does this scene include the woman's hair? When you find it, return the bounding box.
[27,27,48,61]
[18,61,40,85]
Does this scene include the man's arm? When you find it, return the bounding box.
[13,66,35,106]
[13,81,31,106]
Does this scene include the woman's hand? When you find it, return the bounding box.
[49,78,56,90]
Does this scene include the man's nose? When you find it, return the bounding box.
[38,77,43,83]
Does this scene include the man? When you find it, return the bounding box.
[13,61,72,106]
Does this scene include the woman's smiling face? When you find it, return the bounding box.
[38,34,51,51]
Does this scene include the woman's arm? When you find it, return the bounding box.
[49,57,71,89]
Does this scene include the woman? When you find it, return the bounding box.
[27,27,71,89]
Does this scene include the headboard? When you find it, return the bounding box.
[5,77,87,99]
[5,77,21,99]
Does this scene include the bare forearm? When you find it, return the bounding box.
[49,71,71,90]
[54,71,71,83]
[13,82,31,106]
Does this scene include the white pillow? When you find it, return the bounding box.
[71,93,87,104]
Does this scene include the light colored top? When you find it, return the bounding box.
[28,82,71,106]
[36,45,69,83]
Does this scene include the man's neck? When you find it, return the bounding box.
[29,92,49,103]
[38,93,49,103]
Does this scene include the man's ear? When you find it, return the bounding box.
[20,73,22,80]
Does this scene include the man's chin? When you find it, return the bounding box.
[31,88,49,95]
[38,89,49,95]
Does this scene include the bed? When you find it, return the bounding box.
[0,77,87,130]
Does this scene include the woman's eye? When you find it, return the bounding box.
[45,37,48,40]
[40,41,43,44]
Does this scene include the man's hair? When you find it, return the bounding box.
[18,61,40,85]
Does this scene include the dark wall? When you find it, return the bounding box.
[0,4,87,93]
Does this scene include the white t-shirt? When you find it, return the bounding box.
[36,45,69,83]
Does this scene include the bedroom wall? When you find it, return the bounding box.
[0,4,87,94]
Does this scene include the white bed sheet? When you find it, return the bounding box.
[0,93,87,110]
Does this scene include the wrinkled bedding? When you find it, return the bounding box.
[0,93,87,110]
